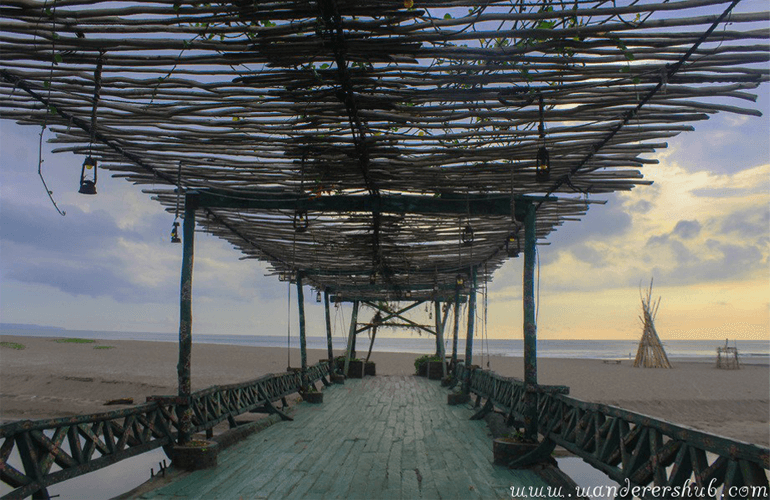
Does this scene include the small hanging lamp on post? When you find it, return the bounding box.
[293,210,309,233]
[461,223,474,246]
[506,231,521,257]
[171,162,183,243]
[170,221,181,243]
[78,156,97,194]
[80,56,103,196]
[536,94,551,182]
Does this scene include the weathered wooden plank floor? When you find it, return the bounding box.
[135,376,558,499]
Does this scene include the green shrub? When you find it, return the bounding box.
[414,354,442,374]
[55,338,96,344]
[0,341,25,350]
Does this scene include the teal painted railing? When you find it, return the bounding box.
[455,364,769,499]
[0,361,329,500]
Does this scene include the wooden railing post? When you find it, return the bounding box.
[177,192,197,445]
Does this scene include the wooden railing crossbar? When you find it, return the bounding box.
[0,361,329,500]
[455,364,769,499]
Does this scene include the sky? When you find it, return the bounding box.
[1,83,768,344]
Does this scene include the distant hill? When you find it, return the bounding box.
[0,323,66,331]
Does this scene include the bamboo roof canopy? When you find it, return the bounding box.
[1,0,768,302]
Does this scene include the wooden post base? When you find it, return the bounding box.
[172,440,218,471]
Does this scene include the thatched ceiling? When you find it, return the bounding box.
[1,0,768,301]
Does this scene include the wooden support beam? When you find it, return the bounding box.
[296,273,308,378]
[452,286,461,368]
[343,301,359,377]
[523,201,538,442]
[434,301,447,378]
[360,300,434,336]
[324,290,334,377]
[195,190,554,217]
[463,266,477,393]
[177,193,197,445]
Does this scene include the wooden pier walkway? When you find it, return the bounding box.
[131,376,560,499]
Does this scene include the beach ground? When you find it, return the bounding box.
[1,335,767,446]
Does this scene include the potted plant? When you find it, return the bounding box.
[493,431,538,465]
[414,354,442,377]
[300,386,324,404]
[172,439,219,471]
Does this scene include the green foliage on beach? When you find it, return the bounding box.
[414,354,442,373]
[55,338,96,344]
[93,345,115,350]
[0,341,25,350]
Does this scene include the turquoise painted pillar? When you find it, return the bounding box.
[324,290,334,376]
[523,201,538,440]
[434,300,447,378]
[177,192,197,445]
[451,285,460,369]
[463,266,476,392]
[343,301,359,377]
[296,273,307,376]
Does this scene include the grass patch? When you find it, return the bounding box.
[94,345,115,350]
[55,338,96,344]
[0,341,26,350]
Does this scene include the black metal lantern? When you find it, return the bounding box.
[461,224,474,246]
[405,290,412,299]
[456,274,465,287]
[170,221,181,243]
[293,210,308,233]
[506,232,520,257]
[316,290,322,303]
[369,271,377,285]
[536,146,550,182]
[78,156,97,195]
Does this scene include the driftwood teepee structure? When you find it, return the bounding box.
[633,280,672,369]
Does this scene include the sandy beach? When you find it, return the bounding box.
[1,335,767,447]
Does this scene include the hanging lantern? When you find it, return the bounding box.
[316,290,322,303]
[78,156,97,195]
[405,290,412,299]
[369,271,377,285]
[170,221,181,244]
[536,146,550,182]
[456,274,465,287]
[506,232,520,257]
[461,224,474,246]
[293,210,308,233]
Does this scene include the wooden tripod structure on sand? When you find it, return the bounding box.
[633,280,672,369]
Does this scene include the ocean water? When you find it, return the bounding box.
[2,325,768,362]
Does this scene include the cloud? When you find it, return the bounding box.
[672,220,701,239]
[663,91,770,175]
[570,243,607,267]
[0,202,136,254]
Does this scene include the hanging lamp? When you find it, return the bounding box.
[78,156,97,195]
